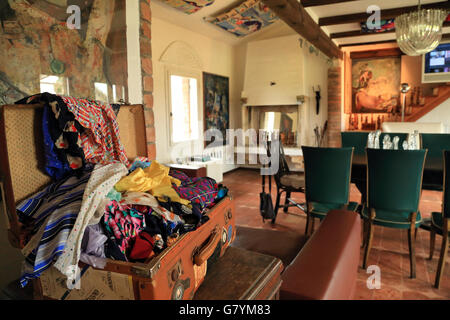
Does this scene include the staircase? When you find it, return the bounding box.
[405,85,450,122]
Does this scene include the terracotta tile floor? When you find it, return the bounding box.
[223,169,450,300]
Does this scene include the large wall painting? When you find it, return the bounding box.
[210,0,278,37]
[352,57,401,113]
[203,72,229,146]
[158,0,215,14]
[0,0,128,105]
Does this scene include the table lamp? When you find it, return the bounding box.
[400,83,411,122]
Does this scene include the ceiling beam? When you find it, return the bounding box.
[319,1,450,26]
[262,0,343,59]
[350,48,403,59]
[301,0,359,7]
[331,21,450,39]
[331,29,396,39]
[338,33,450,47]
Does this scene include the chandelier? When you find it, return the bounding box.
[395,0,448,56]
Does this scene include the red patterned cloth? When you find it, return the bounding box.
[60,96,130,168]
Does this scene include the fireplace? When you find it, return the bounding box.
[242,104,305,147]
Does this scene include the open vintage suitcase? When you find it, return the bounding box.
[0,103,236,300]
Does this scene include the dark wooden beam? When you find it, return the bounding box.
[338,33,450,47]
[262,0,343,59]
[331,21,450,39]
[319,1,450,26]
[301,0,359,7]
[350,48,403,59]
[331,29,395,39]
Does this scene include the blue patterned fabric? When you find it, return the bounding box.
[42,105,71,180]
[17,167,93,287]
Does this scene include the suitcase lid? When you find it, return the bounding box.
[0,103,147,247]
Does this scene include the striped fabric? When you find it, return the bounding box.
[60,96,130,168]
[17,168,93,287]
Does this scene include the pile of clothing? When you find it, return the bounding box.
[16,93,128,180]
[15,93,228,288]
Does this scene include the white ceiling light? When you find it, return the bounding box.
[395,0,448,56]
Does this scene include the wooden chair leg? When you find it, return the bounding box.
[361,219,368,249]
[407,213,417,279]
[434,221,449,289]
[363,209,376,269]
[305,213,310,237]
[363,220,374,269]
[310,217,316,236]
[429,228,436,260]
[271,190,282,224]
[274,190,281,215]
[305,203,312,237]
[283,191,291,213]
[407,228,417,279]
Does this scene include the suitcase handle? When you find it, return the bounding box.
[194,226,220,266]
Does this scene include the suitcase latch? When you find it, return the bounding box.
[131,262,161,279]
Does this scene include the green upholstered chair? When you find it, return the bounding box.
[341,132,369,156]
[301,146,358,237]
[421,133,450,159]
[428,150,449,289]
[362,148,427,279]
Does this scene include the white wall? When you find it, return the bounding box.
[243,35,303,106]
[151,17,239,167]
[301,46,330,146]
[416,98,450,133]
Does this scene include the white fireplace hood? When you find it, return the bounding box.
[242,35,304,107]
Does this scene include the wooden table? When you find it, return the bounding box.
[193,247,283,300]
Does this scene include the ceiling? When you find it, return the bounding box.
[151,0,296,46]
[151,0,450,48]
[304,0,450,47]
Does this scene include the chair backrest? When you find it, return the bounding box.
[341,132,368,156]
[264,139,290,187]
[366,149,427,213]
[421,133,450,159]
[444,150,450,219]
[302,146,354,205]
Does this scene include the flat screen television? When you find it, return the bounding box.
[422,41,450,83]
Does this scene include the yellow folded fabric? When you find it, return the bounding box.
[114,160,190,206]
[152,184,191,206]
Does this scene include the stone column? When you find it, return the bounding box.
[140,0,156,159]
[327,66,342,147]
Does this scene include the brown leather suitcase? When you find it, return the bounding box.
[193,247,283,300]
[0,103,236,300]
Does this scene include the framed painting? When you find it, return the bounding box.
[203,72,229,146]
[351,56,401,113]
